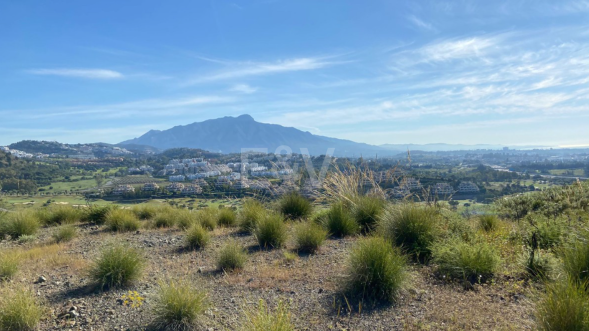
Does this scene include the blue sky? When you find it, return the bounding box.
[1,0,589,147]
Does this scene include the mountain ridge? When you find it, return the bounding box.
[119,114,398,156]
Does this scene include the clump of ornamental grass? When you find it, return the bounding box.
[352,195,386,234]
[0,253,19,281]
[238,199,266,233]
[106,209,141,232]
[132,204,159,220]
[324,202,358,237]
[0,287,44,331]
[294,221,327,254]
[175,209,197,230]
[241,299,294,331]
[561,231,589,285]
[0,211,40,240]
[82,205,114,224]
[255,212,287,249]
[152,280,209,331]
[88,244,144,290]
[311,209,330,226]
[197,207,218,230]
[522,249,555,280]
[217,240,247,271]
[44,205,82,225]
[478,214,500,232]
[185,224,210,250]
[344,236,407,304]
[432,238,500,283]
[279,191,313,220]
[378,204,439,261]
[153,212,176,228]
[218,208,237,227]
[536,277,589,331]
[52,225,77,243]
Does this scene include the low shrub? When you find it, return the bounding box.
[536,277,589,331]
[311,209,330,226]
[197,207,218,230]
[325,202,358,237]
[88,244,144,289]
[0,287,44,331]
[0,253,18,281]
[0,211,40,240]
[82,205,114,224]
[44,205,82,225]
[294,221,327,253]
[185,224,210,250]
[432,239,500,282]
[478,214,500,232]
[562,232,589,285]
[217,240,247,271]
[352,195,386,233]
[279,191,313,220]
[106,209,141,232]
[132,204,159,220]
[175,209,197,230]
[153,212,176,228]
[255,212,287,249]
[344,236,407,304]
[378,204,439,260]
[522,249,554,280]
[242,299,294,331]
[238,199,266,233]
[218,208,237,227]
[152,280,208,330]
[52,225,77,243]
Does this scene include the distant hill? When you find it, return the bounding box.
[379,143,550,152]
[120,114,398,156]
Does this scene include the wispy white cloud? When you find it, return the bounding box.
[230,84,258,94]
[26,68,124,79]
[184,57,336,85]
[407,15,438,32]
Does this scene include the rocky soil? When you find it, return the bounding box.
[1,223,535,330]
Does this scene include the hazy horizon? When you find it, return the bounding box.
[2,1,589,147]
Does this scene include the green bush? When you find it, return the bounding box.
[238,199,266,233]
[217,240,247,271]
[432,239,500,282]
[82,205,114,224]
[279,191,313,220]
[44,205,82,225]
[52,225,77,243]
[325,202,358,237]
[0,287,43,331]
[106,209,141,232]
[132,204,159,220]
[197,207,218,230]
[344,236,407,304]
[88,244,145,289]
[534,218,566,250]
[562,233,589,285]
[175,209,197,230]
[0,253,18,281]
[378,204,439,260]
[152,280,208,330]
[185,224,210,250]
[255,212,287,249]
[153,212,176,228]
[218,208,237,227]
[242,299,294,331]
[294,221,327,253]
[536,277,589,331]
[311,209,330,226]
[478,214,500,232]
[523,249,554,280]
[352,195,386,233]
[0,211,40,240]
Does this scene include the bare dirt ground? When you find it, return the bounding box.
[1,223,536,330]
